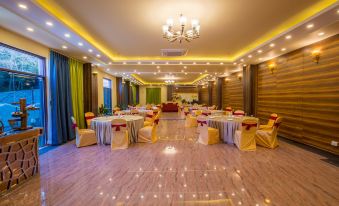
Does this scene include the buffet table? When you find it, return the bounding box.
[207,116,258,144]
[91,115,144,144]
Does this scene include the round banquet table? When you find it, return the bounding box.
[90,115,144,145]
[207,116,258,144]
[122,109,153,117]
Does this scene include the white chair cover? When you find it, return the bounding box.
[234,118,258,151]
[71,116,97,148]
[111,119,129,150]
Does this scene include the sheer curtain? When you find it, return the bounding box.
[50,51,74,145]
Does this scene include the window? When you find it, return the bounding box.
[103,78,112,112]
[0,44,46,147]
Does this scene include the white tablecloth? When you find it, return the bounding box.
[208,116,256,144]
[122,109,153,117]
[91,115,144,145]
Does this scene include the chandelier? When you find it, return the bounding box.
[162,14,200,43]
[164,80,175,84]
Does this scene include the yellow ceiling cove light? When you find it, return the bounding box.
[33,0,337,62]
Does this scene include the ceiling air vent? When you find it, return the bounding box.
[161,49,187,57]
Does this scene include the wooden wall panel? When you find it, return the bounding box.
[256,35,339,154]
[200,87,209,105]
[211,82,218,107]
[174,86,198,93]
[222,73,244,110]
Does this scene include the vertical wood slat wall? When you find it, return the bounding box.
[211,83,218,107]
[200,87,209,105]
[222,73,244,111]
[256,35,339,154]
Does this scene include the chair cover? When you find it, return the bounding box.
[185,114,198,128]
[194,110,203,116]
[85,112,95,128]
[144,111,155,126]
[72,117,97,148]
[256,117,282,149]
[138,119,158,143]
[111,119,129,150]
[202,110,211,116]
[225,107,233,116]
[234,118,258,151]
[113,107,121,113]
[233,110,245,116]
[130,109,139,115]
[114,111,125,115]
[259,113,278,130]
[197,116,219,145]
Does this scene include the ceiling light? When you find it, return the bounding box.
[220,62,224,65]
[200,72,202,74]
[62,45,67,49]
[185,72,188,75]
[257,50,262,53]
[181,70,184,72]
[269,43,275,47]
[106,68,110,71]
[318,32,325,36]
[306,24,314,29]
[108,62,112,65]
[18,3,28,10]
[77,42,83,46]
[83,56,87,59]
[248,55,252,58]
[156,66,160,69]
[153,72,156,75]
[26,27,34,32]
[88,49,93,53]
[123,62,126,64]
[137,61,141,64]
[193,62,196,65]
[64,33,71,38]
[285,35,292,39]
[137,72,141,75]
[205,70,207,72]
[206,62,210,65]
[96,54,101,58]
[281,48,286,51]
[45,21,53,27]
[240,59,244,62]
[184,66,187,69]
[166,62,169,64]
[151,62,155,64]
[179,62,183,64]
[233,62,237,65]
[259,58,263,60]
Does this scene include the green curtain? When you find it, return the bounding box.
[131,84,137,105]
[146,88,161,104]
[69,58,85,128]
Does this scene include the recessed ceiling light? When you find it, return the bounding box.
[184,66,187,69]
[156,66,160,69]
[18,3,28,10]
[240,59,244,62]
[285,35,292,39]
[220,62,224,65]
[158,69,161,72]
[134,69,137,72]
[108,62,112,65]
[179,62,183,64]
[269,43,275,47]
[193,62,196,65]
[26,27,34,32]
[62,45,67,49]
[248,55,252,58]
[233,62,237,65]
[137,61,141,64]
[258,58,263,60]
[257,50,262,53]
[318,32,325,36]
[96,54,101,58]
[123,73,125,75]
[106,68,110,71]
[153,72,156,75]
[281,48,286,51]
[137,72,141,75]
[78,42,83,46]
[88,49,93,53]
[123,62,126,64]
[200,72,202,74]
[185,72,188,75]
[166,62,169,65]
[306,24,314,29]
[83,56,87,59]
[64,33,71,38]
[97,63,100,66]
[45,21,53,27]
[205,70,207,72]
[337,9,339,14]
[151,62,155,64]
[181,70,184,72]
[206,62,210,65]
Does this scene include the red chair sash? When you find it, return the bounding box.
[154,119,160,124]
[234,112,244,116]
[85,116,95,120]
[72,123,77,129]
[184,112,189,116]
[197,120,207,126]
[112,123,127,131]
[153,111,158,115]
[269,116,278,120]
[192,108,198,110]
[274,122,281,128]
[242,123,257,130]
[146,114,153,118]
[226,109,232,112]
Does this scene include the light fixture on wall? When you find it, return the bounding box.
[237,74,242,81]
[312,49,321,64]
[225,78,230,83]
[268,63,276,73]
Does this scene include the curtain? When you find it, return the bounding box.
[146,88,161,104]
[69,58,85,129]
[131,84,137,105]
[83,63,92,113]
[91,73,98,115]
[50,51,74,145]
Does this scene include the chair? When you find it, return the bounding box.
[193,110,203,116]
[183,107,190,116]
[202,110,211,116]
[113,106,121,113]
[71,117,97,148]
[146,104,152,110]
[259,113,278,130]
[225,107,233,116]
[256,117,282,149]
[138,116,159,143]
[234,118,258,151]
[197,116,220,145]
[111,119,129,150]
[185,114,198,128]
[208,105,216,110]
[114,111,125,115]
[85,112,95,128]
[233,110,245,116]
[144,111,155,127]
[130,109,139,115]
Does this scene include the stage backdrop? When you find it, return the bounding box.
[173,92,199,103]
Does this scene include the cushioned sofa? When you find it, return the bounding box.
[162,102,179,112]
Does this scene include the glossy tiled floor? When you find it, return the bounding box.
[0,113,338,206]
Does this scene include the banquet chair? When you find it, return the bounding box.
[114,111,125,115]
[144,111,155,127]
[71,117,97,148]
[259,113,278,130]
[130,109,139,115]
[183,107,190,116]
[138,116,159,143]
[234,118,258,151]
[256,117,282,149]
[202,110,211,116]
[85,112,95,128]
[146,104,152,110]
[113,106,121,113]
[225,107,233,116]
[185,114,198,128]
[193,110,203,116]
[111,119,129,150]
[233,110,245,116]
[197,115,220,145]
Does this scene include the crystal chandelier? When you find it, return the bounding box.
[162,14,200,43]
[164,80,175,84]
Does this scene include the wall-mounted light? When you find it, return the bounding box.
[268,63,276,74]
[225,78,230,83]
[312,49,321,64]
[237,74,242,81]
